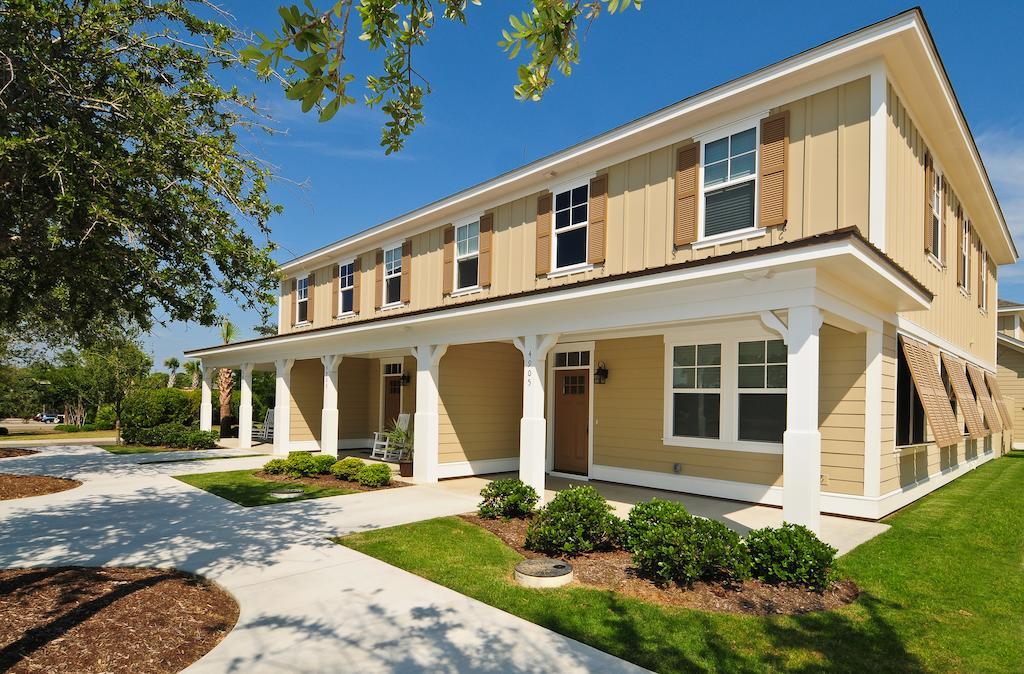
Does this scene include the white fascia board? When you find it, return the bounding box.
[996,333,1024,355]
[278,13,922,274]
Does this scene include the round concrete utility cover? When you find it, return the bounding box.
[514,558,573,588]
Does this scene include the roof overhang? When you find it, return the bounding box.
[997,333,1024,354]
[190,229,930,365]
[278,8,1015,274]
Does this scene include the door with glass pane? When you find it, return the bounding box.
[553,369,589,474]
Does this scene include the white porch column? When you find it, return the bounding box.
[273,358,295,456]
[783,306,823,533]
[320,354,343,457]
[199,365,214,432]
[513,334,560,501]
[863,330,883,498]
[239,363,254,449]
[412,344,448,483]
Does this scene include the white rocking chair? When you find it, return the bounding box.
[253,408,274,444]
[370,413,410,461]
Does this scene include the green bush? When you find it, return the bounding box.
[524,486,622,556]
[95,404,116,429]
[478,479,538,519]
[623,499,691,552]
[54,424,77,432]
[263,458,289,474]
[356,462,392,488]
[631,515,750,585]
[121,388,200,442]
[181,429,219,450]
[745,523,838,591]
[129,422,217,450]
[310,454,336,475]
[330,457,365,481]
[282,452,319,477]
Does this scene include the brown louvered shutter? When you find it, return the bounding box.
[374,250,384,309]
[290,278,297,326]
[758,112,789,228]
[977,238,984,308]
[984,371,1014,430]
[968,363,1002,433]
[400,239,412,304]
[674,142,699,247]
[900,336,961,448]
[351,257,362,314]
[955,207,964,286]
[331,264,340,318]
[536,192,553,276]
[306,273,315,324]
[479,213,494,287]
[588,174,608,264]
[923,152,934,255]
[941,181,949,268]
[940,352,985,439]
[442,225,455,295]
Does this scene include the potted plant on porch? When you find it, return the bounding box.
[387,424,413,477]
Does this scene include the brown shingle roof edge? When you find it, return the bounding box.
[186,227,930,356]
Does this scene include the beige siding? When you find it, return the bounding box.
[279,79,871,335]
[997,315,1016,338]
[339,358,371,440]
[997,345,1024,431]
[819,326,866,495]
[879,323,899,490]
[288,359,323,442]
[885,83,996,364]
[437,343,521,464]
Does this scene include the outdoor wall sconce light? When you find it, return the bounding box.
[594,362,609,385]
[400,373,411,386]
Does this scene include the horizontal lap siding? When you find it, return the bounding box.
[997,346,1024,431]
[339,358,371,440]
[437,343,521,464]
[289,359,323,442]
[819,326,866,495]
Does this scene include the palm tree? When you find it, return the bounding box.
[218,320,236,420]
[183,360,201,389]
[163,356,180,388]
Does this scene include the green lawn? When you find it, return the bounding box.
[138,453,265,465]
[174,469,357,506]
[339,452,1024,673]
[101,444,188,455]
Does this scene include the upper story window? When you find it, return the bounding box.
[737,339,787,443]
[960,218,971,290]
[296,276,309,323]
[383,245,402,305]
[979,243,988,311]
[455,221,479,289]
[702,127,757,237]
[929,170,943,263]
[553,183,589,269]
[338,262,354,314]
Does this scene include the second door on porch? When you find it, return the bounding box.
[383,375,402,430]
[553,369,589,474]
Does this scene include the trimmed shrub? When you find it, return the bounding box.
[478,478,538,519]
[282,452,318,478]
[121,388,200,442]
[181,429,219,450]
[129,422,217,450]
[330,457,364,481]
[745,523,838,591]
[0,427,8,436]
[623,499,691,552]
[524,486,622,556]
[631,516,750,586]
[356,462,392,488]
[263,458,289,475]
[310,454,336,475]
[54,424,77,432]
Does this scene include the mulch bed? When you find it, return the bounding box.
[253,471,410,492]
[0,473,80,501]
[0,449,38,459]
[461,514,859,616]
[0,566,238,674]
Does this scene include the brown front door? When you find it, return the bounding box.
[553,369,589,474]
[382,375,402,430]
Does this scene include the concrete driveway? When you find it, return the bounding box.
[0,445,642,673]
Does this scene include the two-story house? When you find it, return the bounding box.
[186,9,1017,533]
[995,299,1024,432]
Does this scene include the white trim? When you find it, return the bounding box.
[548,471,589,482]
[288,440,320,452]
[868,64,888,250]
[449,285,482,298]
[864,330,883,497]
[453,219,481,291]
[697,117,764,242]
[435,457,519,479]
[591,463,785,506]
[380,301,405,311]
[660,436,783,454]
[691,227,766,251]
[895,317,995,372]
[550,178,593,273]
[546,263,594,279]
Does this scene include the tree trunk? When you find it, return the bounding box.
[218,367,234,420]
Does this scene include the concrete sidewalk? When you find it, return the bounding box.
[0,445,643,673]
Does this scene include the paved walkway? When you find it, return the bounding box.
[0,445,642,673]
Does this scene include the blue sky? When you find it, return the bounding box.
[144,0,1024,367]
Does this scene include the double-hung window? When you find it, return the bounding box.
[702,127,757,237]
[295,277,309,323]
[960,219,971,290]
[383,246,402,305]
[338,262,354,315]
[930,170,943,262]
[455,221,479,290]
[979,243,988,310]
[737,339,787,443]
[671,344,721,439]
[553,183,589,269]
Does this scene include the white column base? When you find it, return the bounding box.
[320,409,339,457]
[782,429,822,533]
[519,416,547,501]
[413,411,439,483]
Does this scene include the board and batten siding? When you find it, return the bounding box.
[885,83,996,364]
[437,343,521,464]
[997,315,1016,338]
[277,78,871,335]
[996,345,1024,431]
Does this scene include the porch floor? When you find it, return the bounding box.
[433,472,889,556]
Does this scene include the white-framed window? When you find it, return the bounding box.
[338,262,354,315]
[737,339,787,443]
[554,350,591,368]
[671,343,722,439]
[295,276,309,323]
[896,345,925,446]
[701,126,757,238]
[455,221,479,289]
[383,245,402,305]
[930,170,943,262]
[979,242,988,310]
[552,182,589,270]
[960,218,971,290]
[383,362,402,375]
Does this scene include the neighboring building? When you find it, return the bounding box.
[186,9,1017,532]
[996,299,1024,435]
